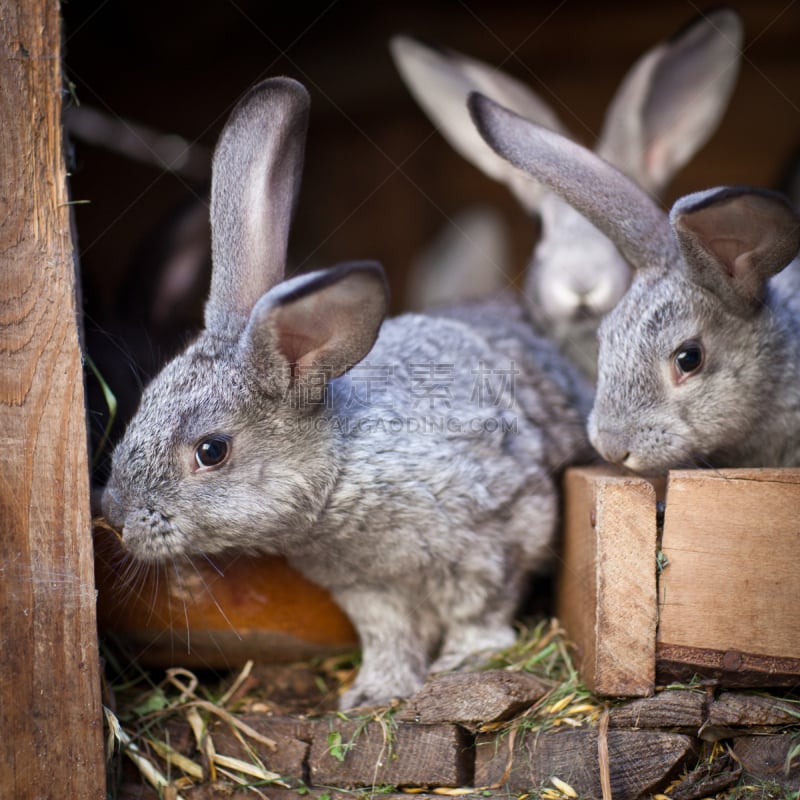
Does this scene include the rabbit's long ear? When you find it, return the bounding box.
[206,78,310,337]
[672,187,800,316]
[596,9,742,196]
[391,35,567,213]
[241,262,389,386]
[469,93,675,271]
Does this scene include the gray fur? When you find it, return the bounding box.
[470,95,800,475]
[101,77,592,709]
[391,10,742,379]
[206,78,310,337]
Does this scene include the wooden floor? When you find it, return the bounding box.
[108,665,800,798]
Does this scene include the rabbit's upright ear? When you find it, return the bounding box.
[597,9,742,196]
[469,93,676,271]
[241,262,389,387]
[672,187,800,315]
[206,78,310,338]
[391,35,567,213]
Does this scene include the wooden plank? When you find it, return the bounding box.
[608,690,706,731]
[396,671,549,730]
[0,2,105,798]
[474,727,694,799]
[658,470,800,669]
[732,735,800,789]
[173,789,555,800]
[709,692,800,728]
[557,466,658,696]
[697,691,800,741]
[666,753,742,800]
[166,715,313,778]
[308,720,471,787]
[656,643,800,689]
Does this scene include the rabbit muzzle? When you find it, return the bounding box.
[100,484,179,561]
[588,427,631,467]
[100,484,126,533]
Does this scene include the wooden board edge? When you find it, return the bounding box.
[558,467,658,697]
[656,642,800,688]
[557,468,602,693]
[593,475,658,696]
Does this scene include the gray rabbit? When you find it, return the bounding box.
[469,92,800,476]
[391,9,743,380]
[101,78,593,709]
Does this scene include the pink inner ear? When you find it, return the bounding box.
[705,235,746,278]
[276,328,324,370]
[645,139,669,191]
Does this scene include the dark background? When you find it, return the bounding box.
[62,0,800,470]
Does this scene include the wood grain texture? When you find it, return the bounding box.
[666,753,742,800]
[0,2,105,797]
[474,727,694,799]
[166,715,314,778]
[308,720,472,788]
[396,670,549,729]
[608,690,706,731]
[557,466,658,697]
[658,469,800,660]
[656,643,800,688]
[732,734,800,789]
[710,692,800,728]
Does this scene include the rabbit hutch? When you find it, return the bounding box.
[2,1,800,798]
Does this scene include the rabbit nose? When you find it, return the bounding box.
[605,447,632,466]
[100,485,126,530]
[591,431,630,466]
[572,296,594,321]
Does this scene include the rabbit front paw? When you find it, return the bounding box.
[339,669,424,711]
[429,622,517,674]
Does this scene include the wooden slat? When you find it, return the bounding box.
[557,466,658,696]
[474,727,694,800]
[656,643,800,689]
[396,670,550,729]
[0,1,105,797]
[658,469,800,665]
[732,735,800,788]
[607,689,705,731]
[308,720,472,788]
[710,692,800,728]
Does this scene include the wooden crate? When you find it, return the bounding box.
[557,466,800,697]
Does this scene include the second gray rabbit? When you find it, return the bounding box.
[101,78,593,709]
[392,9,743,380]
[470,92,800,475]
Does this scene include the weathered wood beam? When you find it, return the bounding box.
[0,1,105,796]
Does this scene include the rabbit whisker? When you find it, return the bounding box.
[166,554,191,654]
[184,555,242,642]
[199,551,226,578]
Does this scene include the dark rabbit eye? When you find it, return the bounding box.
[194,436,230,470]
[673,341,704,382]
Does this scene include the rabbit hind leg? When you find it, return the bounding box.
[428,590,519,674]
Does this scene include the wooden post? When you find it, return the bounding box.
[557,466,659,697]
[0,1,105,797]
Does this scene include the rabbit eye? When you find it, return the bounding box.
[194,436,230,470]
[672,341,704,383]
